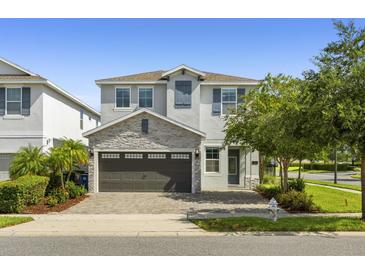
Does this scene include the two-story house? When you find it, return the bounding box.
[0,58,101,180]
[84,65,259,193]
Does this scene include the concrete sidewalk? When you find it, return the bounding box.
[0,214,208,237]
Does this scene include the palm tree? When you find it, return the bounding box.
[59,138,88,182]
[48,147,69,189]
[9,145,48,179]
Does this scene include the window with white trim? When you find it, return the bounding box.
[221,88,237,115]
[6,88,22,115]
[101,153,120,159]
[80,109,84,130]
[116,88,131,108]
[205,147,219,172]
[171,154,190,160]
[139,87,153,108]
[125,153,143,159]
[148,153,166,159]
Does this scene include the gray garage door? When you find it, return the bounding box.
[99,152,192,192]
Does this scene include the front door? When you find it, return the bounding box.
[228,149,239,184]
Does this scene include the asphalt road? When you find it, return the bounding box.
[288,171,360,185]
[1,235,365,255]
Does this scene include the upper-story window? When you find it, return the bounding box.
[175,81,192,107]
[0,87,31,116]
[138,87,153,108]
[212,87,245,116]
[115,87,131,108]
[221,88,237,115]
[6,88,22,115]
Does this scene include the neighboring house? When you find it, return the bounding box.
[84,65,260,193]
[0,58,101,180]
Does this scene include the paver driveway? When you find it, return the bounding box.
[64,191,270,214]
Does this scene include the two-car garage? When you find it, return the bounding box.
[98,152,192,192]
[85,109,205,194]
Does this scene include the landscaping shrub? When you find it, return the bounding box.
[47,196,59,207]
[0,176,49,213]
[288,178,305,192]
[256,183,282,199]
[263,176,278,184]
[65,181,86,199]
[302,163,352,171]
[47,188,69,205]
[277,190,318,212]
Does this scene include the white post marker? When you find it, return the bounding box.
[267,197,279,221]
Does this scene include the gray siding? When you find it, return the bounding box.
[200,85,254,139]
[100,84,167,124]
[0,61,27,75]
[0,84,44,153]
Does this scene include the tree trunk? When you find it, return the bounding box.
[60,169,65,190]
[282,160,290,192]
[66,171,72,183]
[278,160,283,189]
[334,148,338,184]
[259,153,265,184]
[298,158,302,179]
[361,148,365,221]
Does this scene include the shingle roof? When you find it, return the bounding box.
[96,69,258,83]
[0,75,46,81]
[97,70,165,82]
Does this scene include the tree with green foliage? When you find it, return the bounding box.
[9,145,48,179]
[60,138,88,182]
[225,74,320,191]
[47,147,69,189]
[304,20,365,219]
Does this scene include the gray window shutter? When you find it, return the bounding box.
[212,88,221,115]
[237,88,245,105]
[175,81,192,107]
[21,87,31,116]
[0,88,5,116]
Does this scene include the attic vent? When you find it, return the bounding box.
[142,119,148,134]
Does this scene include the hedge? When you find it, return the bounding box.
[302,163,352,171]
[0,175,49,213]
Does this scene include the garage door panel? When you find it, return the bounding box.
[99,152,192,192]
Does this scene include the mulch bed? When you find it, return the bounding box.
[21,195,88,214]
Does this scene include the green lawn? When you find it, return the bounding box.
[305,185,361,213]
[192,216,365,232]
[304,179,361,191]
[0,216,33,229]
[351,174,361,179]
[288,167,333,173]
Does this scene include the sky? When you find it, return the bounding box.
[1,18,365,111]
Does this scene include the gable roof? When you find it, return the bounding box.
[0,57,37,76]
[161,64,206,77]
[83,108,206,137]
[0,57,100,117]
[96,65,259,85]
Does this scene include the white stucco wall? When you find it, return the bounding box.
[200,139,259,190]
[42,86,99,149]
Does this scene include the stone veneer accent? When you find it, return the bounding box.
[87,112,204,193]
